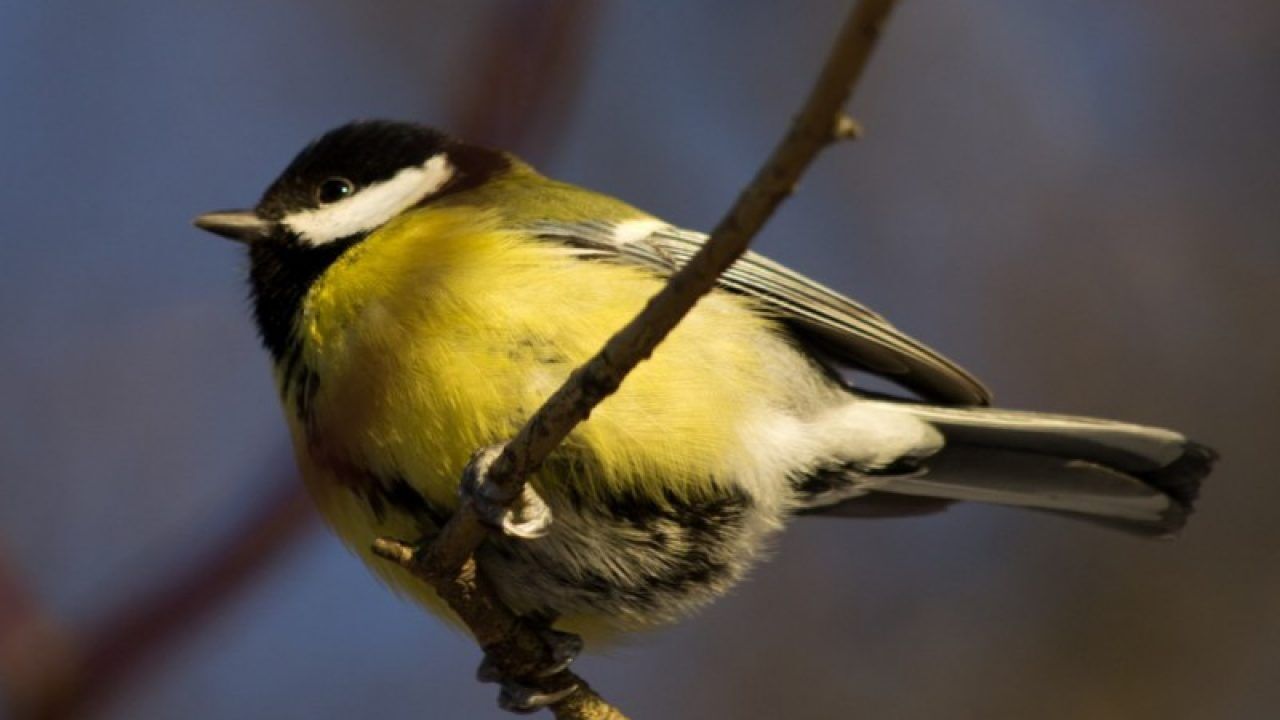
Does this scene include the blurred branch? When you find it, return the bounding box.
[373,1,900,717]
[17,474,314,720]
[0,549,40,650]
[0,547,77,720]
[452,0,598,159]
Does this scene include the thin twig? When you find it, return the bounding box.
[375,1,901,717]
[484,0,895,499]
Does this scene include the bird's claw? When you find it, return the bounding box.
[462,444,554,539]
[497,681,579,714]
[533,625,584,677]
[476,620,584,713]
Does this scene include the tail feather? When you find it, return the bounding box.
[897,404,1187,472]
[862,445,1191,535]
[803,402,1215,537]
[1130,440,1216,510]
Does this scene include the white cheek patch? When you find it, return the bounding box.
[283,153,455,246]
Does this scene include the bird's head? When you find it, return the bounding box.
[194,120,511,362]
[194,120,509,249]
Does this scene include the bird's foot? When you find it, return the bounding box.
[462,444,554,539]
[476,618,584,713]
[483,672,579,714]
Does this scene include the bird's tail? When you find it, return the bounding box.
[811,402,1216,536]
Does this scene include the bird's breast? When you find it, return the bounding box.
[285,207,812,521]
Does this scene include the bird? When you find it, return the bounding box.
[195,118,1215,671]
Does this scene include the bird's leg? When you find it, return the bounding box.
[461,446,580,711]
[462,444,554,540]
[476,612,585,713]
[524,611,584,676]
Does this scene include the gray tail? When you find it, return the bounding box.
[812,403,1216,536]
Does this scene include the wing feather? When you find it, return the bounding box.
[531,220,991,406]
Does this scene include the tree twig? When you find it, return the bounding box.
[374,1,901,717]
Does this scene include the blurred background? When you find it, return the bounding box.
[2,1,1277,718]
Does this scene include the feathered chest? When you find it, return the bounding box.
[252,209,828,634]
[266,208,793,514]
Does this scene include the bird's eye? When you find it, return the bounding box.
[316,177,354,204]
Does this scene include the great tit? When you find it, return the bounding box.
[195,120,1215,640]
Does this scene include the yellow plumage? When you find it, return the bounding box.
[298,206,786,505]
[284,205,817,626]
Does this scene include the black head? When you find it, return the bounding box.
[195,120,509,247]
[257,121,453,225]
[193,120,509,366]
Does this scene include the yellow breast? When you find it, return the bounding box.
[289,207,794,518]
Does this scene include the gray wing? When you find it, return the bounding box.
[531,219,992,406]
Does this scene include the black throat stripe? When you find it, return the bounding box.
[248,233,361,420]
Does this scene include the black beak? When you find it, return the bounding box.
[193,210,273,244]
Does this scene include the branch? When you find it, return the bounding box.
[374,1,901,716]
[484,0,894,501]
